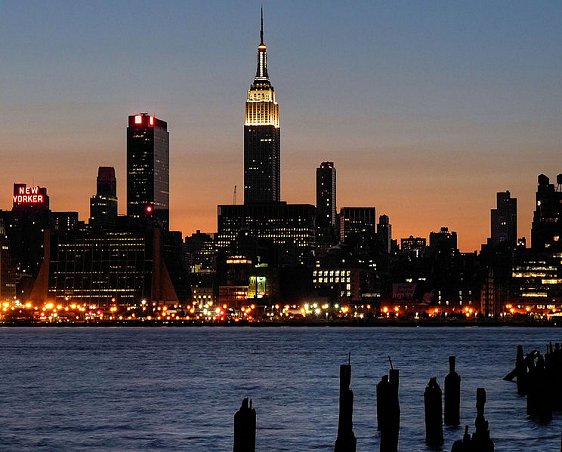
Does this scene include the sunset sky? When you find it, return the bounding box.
[1,1,561,251]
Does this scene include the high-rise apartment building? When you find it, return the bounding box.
[490,191,517,248]
[244,9,280,204]
[90,167,118,230]
[316,162,337,256]
[531,174,562,252]
[127,113,169,229]
[316,162,336,227]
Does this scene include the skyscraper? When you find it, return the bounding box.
[531,174,562,251]
[244,9,280,204]
[490,191,517,248]
[316,162,336,227]
[316,162,337,256]
[90,166,118,230]
[127,113,169,230]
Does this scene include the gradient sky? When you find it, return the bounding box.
[1,1,561,251]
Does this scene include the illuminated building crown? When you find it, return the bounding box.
[245,7,279,128]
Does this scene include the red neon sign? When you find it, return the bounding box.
[13,185,46,205]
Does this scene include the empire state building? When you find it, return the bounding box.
[244,9,280,204]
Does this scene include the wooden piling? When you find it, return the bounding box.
[424,377,444,448]
[444,355,461,426]
[233,398,256,452]
[334,362,357,452]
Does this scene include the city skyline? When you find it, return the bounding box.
[1,2,561,251]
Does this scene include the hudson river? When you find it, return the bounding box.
[0,327,560,451]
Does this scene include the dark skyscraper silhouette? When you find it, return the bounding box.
[316,162,337,255]
[531,173,562,251]
[90,167,118,230]
[490,191,517,248]
[316,162,337,227]
[127,113,169,230]
[244,8,280,204]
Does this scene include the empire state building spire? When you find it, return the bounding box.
[244,8,280,204]
[255,6,269,81]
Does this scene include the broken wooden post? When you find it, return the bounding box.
[444,355,461,426]
[424,377,443,448]
[233,398,256,452]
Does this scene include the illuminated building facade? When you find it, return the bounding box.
[312,268,360,302]
[127,113,169,230]
[490,191,517,248]
[90,166,118,230]
[47,223,181,306]
[244,9,280,204]
[217,203,316,267]
[511,250,562,308]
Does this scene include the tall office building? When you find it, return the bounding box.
[90,167,118,230]
[244,9,280,204]
[490,191,517,248]
[127,113,169,229]
[531,174,562,251]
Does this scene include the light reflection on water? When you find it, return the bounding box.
[0,327,561,451]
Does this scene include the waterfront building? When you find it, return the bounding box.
[46,221,180,307]
[127,113,169,230]
[244,9,280,204]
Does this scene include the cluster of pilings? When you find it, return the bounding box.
[423,356,494,452]
[232,355,496,451]
[504,342,562,423]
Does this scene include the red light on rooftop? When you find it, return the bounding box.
[145,205,153,214]
[135,115,142,124]
[149,116,154,126]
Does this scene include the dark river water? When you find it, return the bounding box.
[0,326,560,451]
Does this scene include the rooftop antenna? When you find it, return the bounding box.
[233,185,237,205]
[388,355,394,370]
[260,5,264,44]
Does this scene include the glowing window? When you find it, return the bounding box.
[135,115,142,124]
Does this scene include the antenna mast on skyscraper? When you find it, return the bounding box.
[260,5,264,44]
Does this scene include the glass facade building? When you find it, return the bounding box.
[127,113,169,230]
